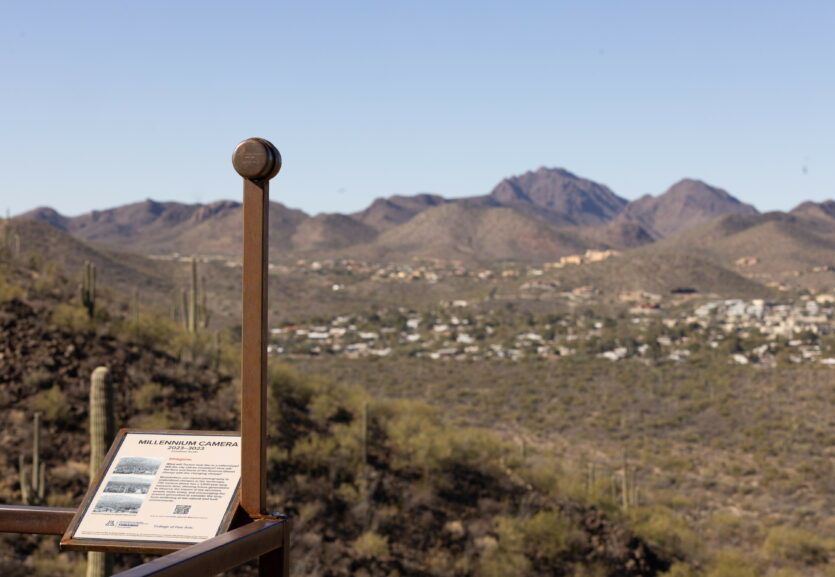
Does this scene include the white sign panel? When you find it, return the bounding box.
[70,431,241,545]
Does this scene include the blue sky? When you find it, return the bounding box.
[1,1,833,217]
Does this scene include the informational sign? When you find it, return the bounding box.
[61,430,241,553]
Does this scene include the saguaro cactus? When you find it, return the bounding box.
[88,366,115,577]
[89,366,115,475]
[18,413,46,505]
[80,261,97,318]
[181,258,210,333]
[1,217,20,258]
[131,287,140,324]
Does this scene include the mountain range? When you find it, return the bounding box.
[20,167,772,264]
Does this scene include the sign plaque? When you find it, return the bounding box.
[61,430,241,554]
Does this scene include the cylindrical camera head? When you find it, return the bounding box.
[232,138,282,180]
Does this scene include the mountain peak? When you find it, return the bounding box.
[790,200,835,220]
[488,167,626,226]
[19,206,69,230]
[619,179,758,237]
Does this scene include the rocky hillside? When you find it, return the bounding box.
[0,257,672,577]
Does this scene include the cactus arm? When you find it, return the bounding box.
[37,462,46,502]
[181,289,190,331]
[190,258,198,332]
[19,455,30,505]
[32,412,41,497]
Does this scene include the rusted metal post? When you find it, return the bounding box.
[232,138,285,576]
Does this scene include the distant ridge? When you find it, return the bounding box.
[790,199,835,220]
[352,193,447,231]
[345,203,594,264]
[617,179,758,237]
[19,168,775,264]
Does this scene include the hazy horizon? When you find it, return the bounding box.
[10,167,827,220]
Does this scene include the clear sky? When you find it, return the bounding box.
[1,0,833,217]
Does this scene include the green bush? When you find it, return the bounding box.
[629,505,700,560]
[132,382,164,412]
[762,526,833,565]
[123,314,181,349]
[291,423,362,482]
[660,562,700,577]
[0,275,23,302]
[704,550,757,577]
[520,510,576,561]
[50,304,92,333]
[477,517,531,577]
[383,401,451,476]
[28,385,69,422]
[353,531,389,559]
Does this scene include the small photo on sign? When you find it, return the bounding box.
[103,475,152,495]
[93,494,144,515]
[113,456,162,476]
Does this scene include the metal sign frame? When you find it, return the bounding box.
[60,429,241,555]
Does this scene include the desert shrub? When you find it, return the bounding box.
[767,569,805,577]
[307,390,341,426]
[31,261,62,295]
[46,490,77,508]
[661,562,700,577]
[707,512,744,543]
[50,303,92,332]
[28,385,69,422]
[629,505,700,560]
[22,368,52,390]
[296,501,324,529]
[762,525,833,565]
[517,459,563,497]
[446,426,510,475]
[0,276,23,302]
[132,382,164,411]
[520,510,576,561]
[353,531,389,559]
[477,517,532,577]
[136,409,177,430]
[335,482,362,506]
[383,401,451,476]
[704,550,757,577]
[291,423,362,482]
[123,314,181,350]
[29,539,86,577]
[268,363,316,424]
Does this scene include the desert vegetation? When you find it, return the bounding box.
[2,211,835,576]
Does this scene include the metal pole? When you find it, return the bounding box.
[232,139,285,577]
[241,176,270,516]
[232,138,281,518]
